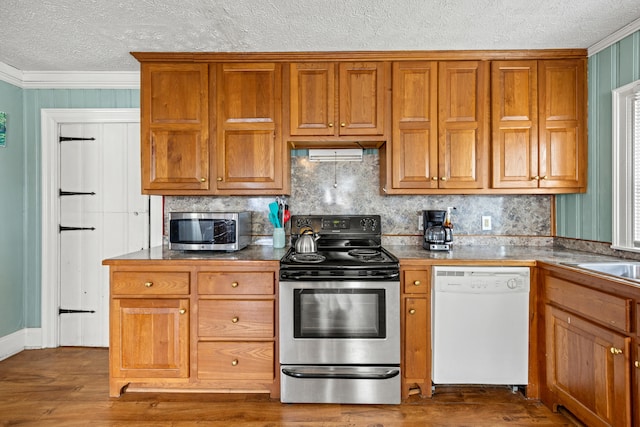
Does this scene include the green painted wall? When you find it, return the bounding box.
[21,89,139,328]
[0,80,25,337]
[556,30,640,241]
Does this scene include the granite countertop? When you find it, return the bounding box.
[104,244,625,266]
[384,245,625,265]
[103,244,289,264]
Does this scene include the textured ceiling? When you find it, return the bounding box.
[1,0,639,72]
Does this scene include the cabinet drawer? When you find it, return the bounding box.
[198,300,274,338]
[197,342,274,380]
[403,269,430,294]
[112,271,190,295]
[198,271,275,295]
[545,276,631,333]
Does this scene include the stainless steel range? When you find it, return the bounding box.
[279,215,401,404]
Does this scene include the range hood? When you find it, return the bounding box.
[308,149,363,162]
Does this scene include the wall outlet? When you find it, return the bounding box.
[418,214,424,231]
[482,216,492,231]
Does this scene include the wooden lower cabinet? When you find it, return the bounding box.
[545,305,630,427]
[400,262,431,399]
[541,266,633,427]
[110,298,190,393]
[106,260,279,398]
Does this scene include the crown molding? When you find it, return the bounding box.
[0,62,139,89]
[0,62,23,87]
[588,16,640,56]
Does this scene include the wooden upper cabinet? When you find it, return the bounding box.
[289,62,336,136]
[437,61,489,189]
[141,63,210,193]
[288,62,386,142]
[215,63,289,194]
[390,61,438,190]
[491,59,586,192]
[491,60,539,189]
[538,59,586,190]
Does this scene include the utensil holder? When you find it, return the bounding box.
[273,228,285,248]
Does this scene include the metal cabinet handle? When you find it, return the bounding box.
[610,347,623,355]
[200,177,206,182]
[340,122,346,127]
[328,123,334,128]
[231,359,239,366]
[531,175,540,181]
[216,177,223,181]
[431,176,438,181]
[231,282,239,288]
[409,309,416,315]
[231,316,239,323]
[413,280,421,286]
[635,361,640,368]
[144,282,153,287]
[179,309,186,315]
[541,175,548,180]
[440,177,447,181]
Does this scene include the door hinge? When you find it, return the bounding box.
[59,136,95,142]
[59,308,96,315]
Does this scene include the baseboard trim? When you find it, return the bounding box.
[0,328,43,361]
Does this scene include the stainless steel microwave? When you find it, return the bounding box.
[168,211,251,251]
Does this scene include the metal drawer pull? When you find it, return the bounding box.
[413,280,421,286]
[409,309,416,315]
[231,316,239,323]
[635,361,640,368]
[282,367,400,380]
[179,309,186,315]
[144,282,153,287]
[231,282,239,288]
[610,347,623,355]
[231,359,238,366]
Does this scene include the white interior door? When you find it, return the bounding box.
[58,122,150,347]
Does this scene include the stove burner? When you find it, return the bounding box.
[347,248,388,262]
[348,249,381,257]
[290,253,326,263]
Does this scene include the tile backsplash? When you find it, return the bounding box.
[165,151,552,246]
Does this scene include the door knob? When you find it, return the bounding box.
[610,347,623,355]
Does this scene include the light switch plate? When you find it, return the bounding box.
[482,216,492,231]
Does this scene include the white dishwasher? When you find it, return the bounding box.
[432,266,530,386]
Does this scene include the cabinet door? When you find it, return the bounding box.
[438,61,489,189]
[538,59,586,190]
[110,298,189,379]
[403,297,430,398]
[339,62,385,136]
[289,62,336,136]
[215,63,287,193]
[491,61,539,189]
[545,305,631,427]
[141,63,210,192]
[391,62,439,189]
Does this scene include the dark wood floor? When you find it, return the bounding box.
[0,347,578,426]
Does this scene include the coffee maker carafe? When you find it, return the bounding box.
[423,210,453,251]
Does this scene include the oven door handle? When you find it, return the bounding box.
[282,367,400,380]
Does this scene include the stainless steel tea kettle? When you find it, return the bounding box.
[295,227,320,253]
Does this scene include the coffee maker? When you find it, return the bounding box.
[422,210,453,251]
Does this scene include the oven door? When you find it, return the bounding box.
[279,281,400,365]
